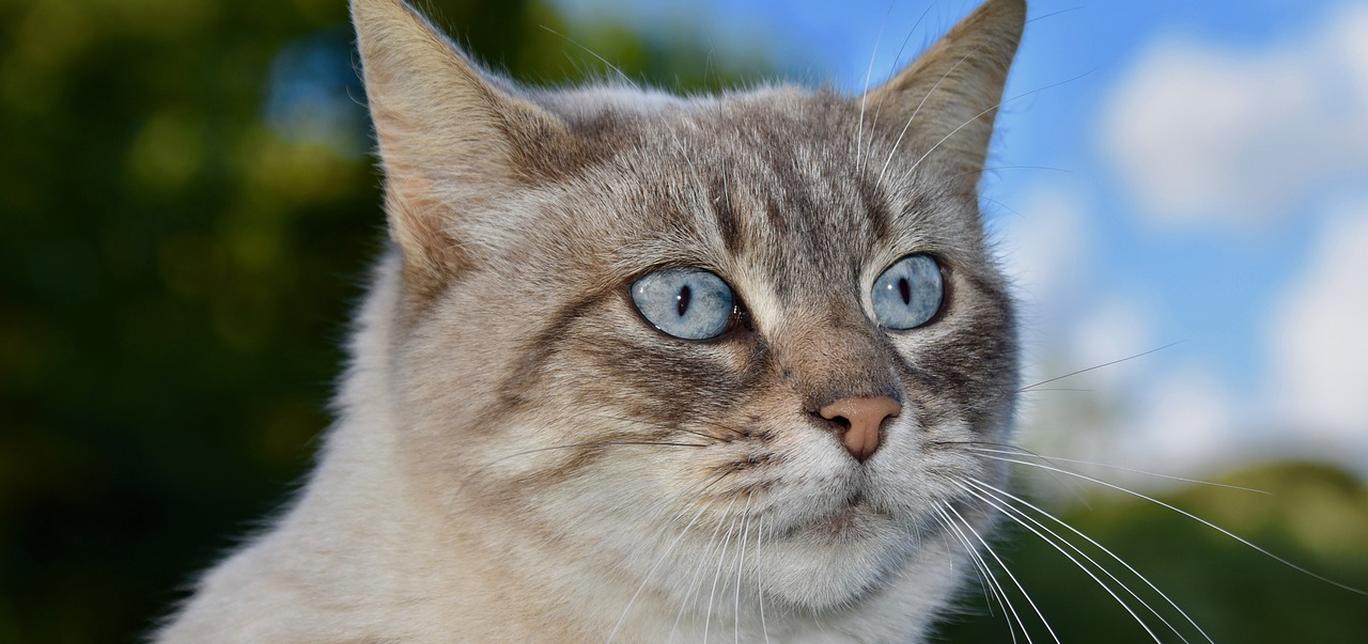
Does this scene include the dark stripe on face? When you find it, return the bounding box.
[710,169,746,257]
[856,174,894,243]
[495,288,612,415]
[896,274,1017,432]
[574,330,768,428]
[764,194,788,233]
[763,151,826,299]
[494,425,680,496]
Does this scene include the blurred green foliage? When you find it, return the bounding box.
[937,462,1368,643]
[0,0,1363,642]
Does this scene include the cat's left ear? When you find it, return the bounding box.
[863,0,1025,184]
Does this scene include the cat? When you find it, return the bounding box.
[155,0,1025,641]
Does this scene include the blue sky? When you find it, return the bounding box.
[553,0,1368,478]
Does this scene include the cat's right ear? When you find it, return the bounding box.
[351,0,566,295]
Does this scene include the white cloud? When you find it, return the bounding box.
[1017,356,1247,496]
[1018,197,1368,494]
[1100,3,1368,227]
[1117,364,1244,477]
[1267,197,1368,445]
[997,184,1095,394]
[1068,296,1158,391]
[1015,297,1180,487]
[999,185,1090,309]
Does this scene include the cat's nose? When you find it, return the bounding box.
[816,396,901,462]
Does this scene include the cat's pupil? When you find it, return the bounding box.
[898,277,911,306]
[676,285,692,317]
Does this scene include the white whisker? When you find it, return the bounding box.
[1019,342,1183,392]
[898,70,1095,181]
[810,606,827,633]
[945,501,1061,644]
[929,506,1002,622]
[875,50,979,185]
[968,477,1214,644]
[539,25,637,88]
[1027,5,1085,25]
[669,494,738,642]
[855,1,897,173]
[979,454,1368,597]
[935,504,1020,644]
[866,3,935,154]
[607,487,718,642]
[960,481,1178,643]
[626,472,734,570]
[733,495,753,644]
[757,519,770,644]
[703,495,747,643]
[966,446,1269,495]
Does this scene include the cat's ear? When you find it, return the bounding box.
[351,0,566,293]
[863,0,1025,183]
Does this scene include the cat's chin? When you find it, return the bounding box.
[755,502,929,610]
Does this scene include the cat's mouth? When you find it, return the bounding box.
[827,504,859,527]
[790,491,891,541]
[823,492,867,531]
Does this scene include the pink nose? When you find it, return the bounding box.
[817,396,901,462]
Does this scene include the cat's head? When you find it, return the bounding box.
[351,0,1023,615]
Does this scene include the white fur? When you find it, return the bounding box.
[156,254,993,643]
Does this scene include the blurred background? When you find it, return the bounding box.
[1,0,1365,641]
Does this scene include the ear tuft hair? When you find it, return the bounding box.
[863,0,1026,184]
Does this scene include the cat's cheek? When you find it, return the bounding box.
[871,419,978,503]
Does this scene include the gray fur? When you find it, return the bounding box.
[156,1,1027,641]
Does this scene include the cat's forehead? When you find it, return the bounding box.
[545,86,983,299]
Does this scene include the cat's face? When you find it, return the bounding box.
[354,0,1023,616]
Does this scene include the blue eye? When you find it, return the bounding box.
[631,268,736,340]
[871,254,944,330]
